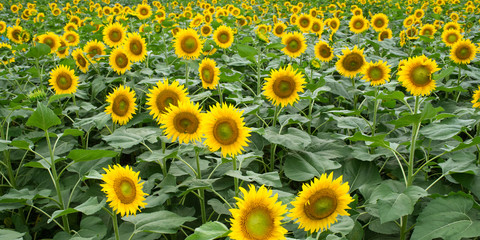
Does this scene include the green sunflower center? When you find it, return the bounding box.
[115,53,128,68]
[287,39,300,52]
[173,112,199,134]
[156,90,179,113]
[245,208,273,238]
[110,30,122,42]
[130,40,142,55]
[112,94,130,116]
[44,37,54,48]
[300,18,309,27]
[141,8,148,15]
[304,189,338,220]
[181,36,198,53]
[213,118,238,145]
[312,23,320,31]
[273,76,296,98]
[375,19,384,28]
[114,177,137,204]
[369,67,383,81]
[275,26,283,35]
[354,20,364,29]
[447,34,457,43]
[456,46,471,60]
[56,73,72,90]
[67,35,75,42]
[88,47,99,58]
[423,29,431,35]
[202,67,214,83]
[218,32,229,43]
[411,66,431,86]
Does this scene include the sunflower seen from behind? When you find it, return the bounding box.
[336,46,366,78]
[109,48,132,75]
[361,61,391,86]
[289,172,353,233]
[101,164,147,217]
[125,32,147,62]
[213,25,234,49]
[105,85,137,125]
[174,28,203,60]
[281,32,307,58]
[72,48,90,73]
[49,65,78,95]
[160,101,204,144]
[146,79,190,122]
[199,58,220,89]
[202,103,250,158]
[263,65,306,107]
[450,38,477,64]
[103,22,127,48]
[397,55,440,96]
[229,185,287,240]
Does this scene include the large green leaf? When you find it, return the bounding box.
[103,127,161,149]
[0,229,25,240]
[421,118,475,140]
[284,151,342,181]
[236,44,256,63]
[185,221,230,240]
[26,102,61,131]
[262,127,311,151]
[123,211,195,234]
[67,149,118,162]
[26,43,51,58]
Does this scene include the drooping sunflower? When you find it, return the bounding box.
[103,22,127,48]
[272,22,287,37]
[289,173,353,233]
[371,13,389,32]
[213,25,234,49]
[314,40,334,62]
[101,164,147,217]
[56,37,69,59]
[136,3,152,20]
[199,58,220,89]
[335,46,366,78]
[361,61,391,86]
[7,26,23,44]
[146,79,190,122]
[349,15,369,34]
[296,14,312,33]
[72,48,89,73]
[174,28,203,60]
[281,32,307,58]
[263,65,306,107]
[83,39,106,62]
[310,19,323,35]
[397,55,440,96]
[229,185,288,240]
[471,86,480,108]
[48,64,78,95]
[63,31,80,46]
[419,24,436,38]
[109,48,132,75]
[202,103,250,157]
[378,28,392,41]
[159,101,204,144]
[450,38,477,64]
[105,85,137,125]
[200,25,212,37]
[125,32,147,62]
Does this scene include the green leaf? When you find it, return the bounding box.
[377,91,405,101]
[266,42,285,49]
[26,102,61,131]
[67,149,118,162]
[0,229,25,240]
[421,118,475,140]
[26,43,51,58]
[411,194,480,240]
[225,171,282,188]
[348,132,390,148]
[48,94,71,104]
[122,211,195,234]
[103,127,161,149]
[74,197,105,215]
[77,216,107,239]
[49,208,78,223]
[185,221,230,240]
[284,151,341,181]
[236,44,257,63]
[341,160,382,191]
[262,127,311,151]
[446,136,480,153]
[377,186,427,223]
[433,66,455,81]
[62,129,84,137]
[9,140,32,150]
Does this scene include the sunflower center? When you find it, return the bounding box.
[275,26,283,35]
[411,66,431,86]
[156,90,179,113]
[342,53,364,71]
[110,30,122,42]
[88,47,99,58]
[218,32,229,43]
[44,37,54,48]
[375,19,384,28]
[273,76,296,98]
[112,94,130,116]
[300,18,309,27]
[115,53,128,68]
[213,118,238,145]
[173,112,199,134]
[56,73,72,90]
[181,36,198,53]
[380,32,389,40]
[76,55,87,67]
[369,67,383,81]
[202,67,214,83]
[423,29,431,35]
[447,34,458,43]
[130,40,142,55]
[287,39,300,52]
[304,189,338,220]
[113,177,137,204]
[319,45,331,58]
[58,42,67,54]
[354,20,364,29]
[312,23,320,31]
[202,27,210,34]
[331,22,338,29]
[140,8,148,15]
[456,46,471,60]
[67,35,75,42]
[244,208,273,239]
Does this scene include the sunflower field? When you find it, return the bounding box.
[1,0,480,239]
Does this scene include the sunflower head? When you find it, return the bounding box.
[125,32,147,62]
[378,29,393,41]
[174,28,203,60]
[288,172,353,233]
[336,46,366,78]
[371,13,389,31]
[263,65,306,107]
[199,58,220,89]
[398,55,440,96]
[471,86,480,108]
[136,3,152,20]
[229,185,288,240]
[38,32,60,53]
[160,101,204,144]
[310,19,323,35]
[450,38,477,64]
[273,22,286,37]
[105,85,137,125]
[109,48,132,75]
[146,79,190,122]
[349,15,369,34]
[213,25,234,49]
[201,25,212,37]
[63,31,80,46]
[281,32,307,58]
[84,39,106,62]
[101,164,147,217]
[49,65,79,94]
[297,14,312,33]
[72,48,90,73]
[315,40,334,62]
[361,60,392,86]
[103,22,127,48]
[419,24,436,38]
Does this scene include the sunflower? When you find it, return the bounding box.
[63,31,80,46]
[38,32,60,53]
[64,22,78,32]
[0,21,6,34]
[229,185,288,240]
[0,43,15,65]
[174,28,203,60]
[328,17,340,32]
[444,21,461,31]
[72,48,90,73]
[397,55,440,96]
[110,48,132,75]
[125,32,147,62]
[289,172,353,233]
[371,13,389,32]
[441,29,462,47]
[213,25,234,49]
[406,26,419,40]
[101,164,147,217]
[7,25,23,44]
[310,19,323,35]
[297,14,312,33]
[146,79,189,122]
[83,40,106,62]
[263,65,306,107]
[199,58,220,89]
[105,85,137,125]
[419,24,436,38]
[314,41,334,62]
[200,25,212,37]
[48,65,78,95]
[281,32,306,58]
[450,39,477,64]
[349,15,369,34]
[290,14,298,25]
[272,22,287,37]
[190,14,204,28]
[136,3,152,20]
[56,37,69,59]
[378,28,392,41]
[159,101,204,144]
[361,61,391,86]
[103,22,127,48]
[336,46,366,78]
[202,103,250,157]
[414,9,425,19]
[471,86,480,108]
[352,7,363,16]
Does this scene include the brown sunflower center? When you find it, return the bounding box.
[181,36,198,53]
[140,8,148,15]
[447,34,458,43]
[213,118,238,145]
[44,37,55,48]
[113,177,136,204]
[273,76,296,98]
[129,40,142,55]
[205,15,211,22]
[112,94,130,116]
[304,189,338,220]
[87,47,99,58]
[300,18,309,27]
[201,66,214,83]
[312,23,321,32]
[319,45,332,58]
[368,67,383,81]
[342,53,364,71]
[56,73,72,90]
[202,27,210,34]
[244,207,273,239]
[423,29,432,35]
[331,21,338,29]
[67,34,75,42]
[275,26,284,35]
[156,90,179,114]
[115,53,128,68]
[380,32,389,40]
[411,66,431,86]
[287,38,300,52]
[109,29,122,42]
[375,19,384,28]
[354,20,364,29]
[76,55,87,67]
[456,46,472,60]
[173,112,199,134]
[218,31,230,43]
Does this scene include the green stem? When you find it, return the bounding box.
[232,156,239,197]
[72,95,78,119]
[35,57,43,89]
[218,82,223,105]
[195,149,206,223]
[270,106,280,171]
[351,77,357,111]
[455,65,462,102]
[372,88,380,136]
[109,209,120,240]
[185,61,189,90]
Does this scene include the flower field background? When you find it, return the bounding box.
[1,0,480,239]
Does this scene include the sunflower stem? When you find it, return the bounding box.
[351,77,357,111]
[35,57,43,89]
[72,95,79,119]
[111,211,120,240]
[232,156,239,197]
[185,61,189,90]
[195,148,207,223]
[455,65,462,102]
[371,88,380,137]
[270,106,280,171]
